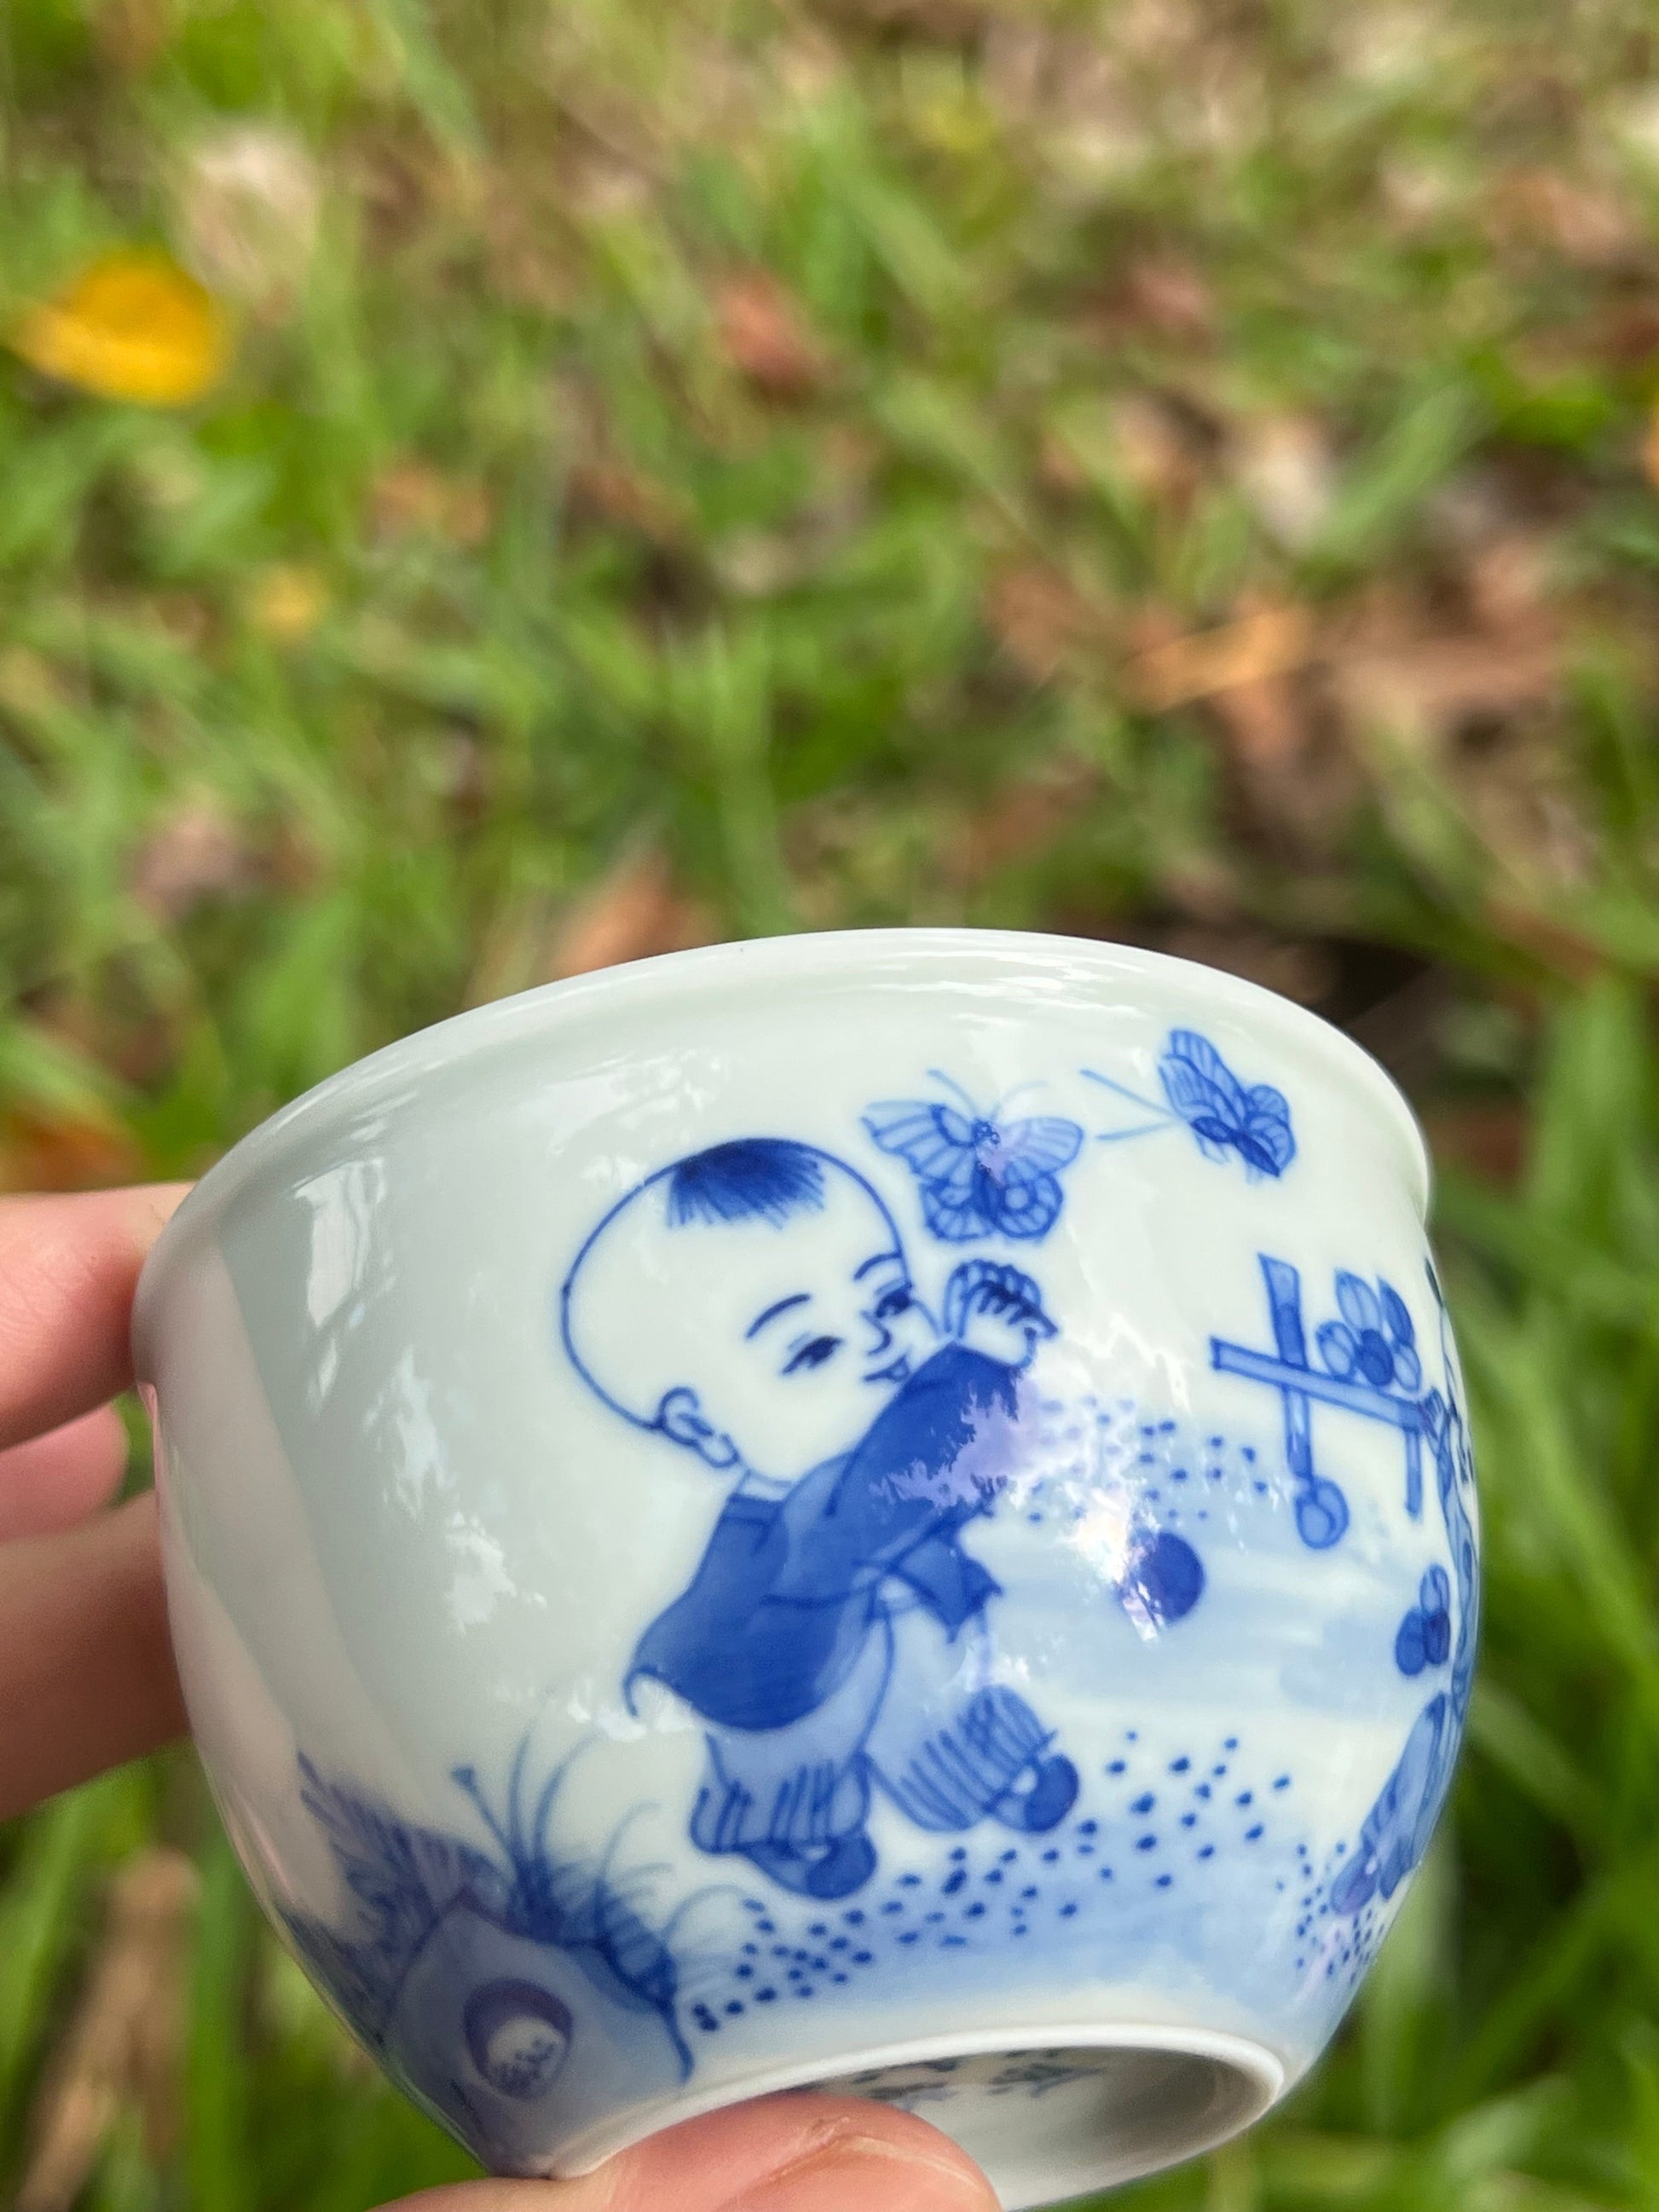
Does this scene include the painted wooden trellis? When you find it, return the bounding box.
[1210,1256,1425,1550]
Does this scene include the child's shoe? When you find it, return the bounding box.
[990,1753,1078,1834]
[741,1831,876,1898]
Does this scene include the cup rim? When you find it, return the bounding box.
[142,927,1431,1269]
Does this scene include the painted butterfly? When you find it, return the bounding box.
[863,1074,1084,1244]
[1158,1031,1295,1179]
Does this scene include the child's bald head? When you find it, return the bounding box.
[561,1140,934,1483]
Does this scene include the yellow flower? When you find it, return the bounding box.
[246,563,328,641]
[9,250,229,407]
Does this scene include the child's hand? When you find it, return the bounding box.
[943,1259,1056,1369]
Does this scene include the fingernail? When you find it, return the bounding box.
[723,2128,997,2212]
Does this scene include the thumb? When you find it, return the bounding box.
[387,2094,1000,2212]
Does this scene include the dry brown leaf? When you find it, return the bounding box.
[130,796,257,922]
[1127,599,1315,713]
[546,847,713,980]
[146,590,212,648]
[1161,927,1336,1007]
[350,130,436,255]
[983,567,1112,684]
[1095,257,1214,344]
[370,460,492,547]
[712,530,803,598]
[1035,430,1090,496]
[1207,668,1310,771]
[1486,167,1638,268]
[1461,533,1552,631]
[1423,1100,1529,1187]
[945,758,1101,887]
[18,1851,199,2212]
[1332,627,1559,745]
[565,458,689,546]
[0,1112,142,1195]
[92,0,172,72]
[716,272,829,401]
[1153,848,1245,924]
[477,177,575,313]
[1587,296,1659,368]
[0,645,72,725]
[1102,395,1206,511]
[180,124,321,311]
[811,0,988,34]
[982,21,1150,182]
[1642,397,1659,495]
[1471,750,1596,896]
[1483,898,1605,984]
[1329,582,1585,884]
[1233,414,1337,552]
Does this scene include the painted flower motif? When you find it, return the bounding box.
[1315,1273,1422,1394]
[1394,1565,1453,1677]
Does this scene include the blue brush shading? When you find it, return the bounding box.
[1394,1566,1452,1677]
[1211,1257,1438,1549]
[284,1740,696,2082]
[667,1140,826,1228]
[561,1123,1212,1907]
[1328,1268,1479,1916]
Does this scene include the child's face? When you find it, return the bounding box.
[673,1167,935,1481]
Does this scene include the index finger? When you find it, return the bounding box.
[0,1187,190,1451]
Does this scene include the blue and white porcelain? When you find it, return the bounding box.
[132,930,1479,2210]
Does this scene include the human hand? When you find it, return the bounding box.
[0,1187,997,2212]
[943,1258,1057,1371]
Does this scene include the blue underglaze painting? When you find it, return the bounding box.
[837,2047,1124,2110]
[1395,1567,1451,1677]
[1327,1271,1478,1917]
[862,1075,1084,1243]
[562,1139,1095,1902]
[281,1741,719,2165]
[277,1046,1474,2140]
[1084,1030,1297,1181]
[1211,1257,1436,1549]
[286,1745,695,2072]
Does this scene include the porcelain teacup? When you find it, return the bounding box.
[133,930,1478,2209]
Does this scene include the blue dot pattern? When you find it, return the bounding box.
[678,1718,1362,2034]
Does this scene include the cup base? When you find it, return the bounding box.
[557,2024,1282,2209]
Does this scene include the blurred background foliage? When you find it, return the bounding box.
[1,0,1657,2204]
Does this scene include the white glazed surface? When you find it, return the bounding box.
[133,931,1477,2207]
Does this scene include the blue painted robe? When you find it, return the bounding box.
[627,1344,1020,1732]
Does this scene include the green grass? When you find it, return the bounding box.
[2,0,1659,2203]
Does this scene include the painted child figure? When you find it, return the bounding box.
[562,1139,1079,1900]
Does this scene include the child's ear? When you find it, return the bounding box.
[655,1386,741,1472]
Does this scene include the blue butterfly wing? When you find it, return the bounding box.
[1240,1083,1296,1175]
[864,1100,974,1173]
[864,1101,990,1239]
[983,1171,1065,1240]
[922,1175,997,1242]
[994,1114,1084,1181]
[1159,1031,1247,1136]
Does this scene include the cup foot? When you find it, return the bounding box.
[555,2024,1281,2209]
[816,2036,1275,2209]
